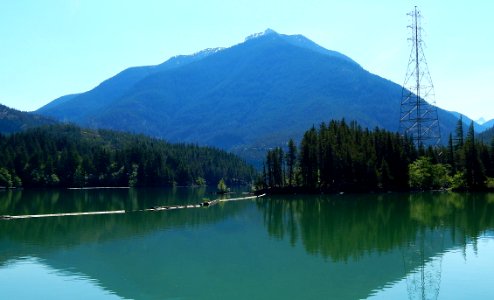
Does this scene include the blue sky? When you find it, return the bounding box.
[1,0,493,121]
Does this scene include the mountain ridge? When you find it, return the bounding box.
[449,111,494,133]
[36,29,466,162]
[36,47,226,122]
[0,103,57,134]
[86,31,369,148]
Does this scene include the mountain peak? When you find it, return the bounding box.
[245,28,279,41]
[36,27,463,154]
[476,117,486,125]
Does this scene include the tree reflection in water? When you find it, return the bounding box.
[255,192,494,298]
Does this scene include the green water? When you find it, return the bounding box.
[1,188,494,299]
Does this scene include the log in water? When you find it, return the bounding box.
[0,210,126,220]
[0,193,266,220]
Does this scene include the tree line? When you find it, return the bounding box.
[0,125,255,188]
[261,119,494,192]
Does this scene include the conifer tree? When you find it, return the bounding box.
[455,116,464,149]
[299,127,318,188]
[286,139,297,187]
[463,122,486,189]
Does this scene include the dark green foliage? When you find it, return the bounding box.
[299,127,319,188]
[263,120,413,192]
[263,119,494,192]
[285,139,297,187]
[439,120,489,190]
[490,138,494,177]
[447,134,455,171]
[265,147,285,188]
[0,167,13,187]
[0,125,255,188]
[455,116,464,148]
[462,122,486,189]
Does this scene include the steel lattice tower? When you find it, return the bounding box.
[400,6,441,147]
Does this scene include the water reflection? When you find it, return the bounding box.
[256,193,494,261]
[0,188,253,299]
[1,190,494,299]
[0,188,245,264]
[256,192,494,299]
[370,235,494,299]
[0,187,212,215]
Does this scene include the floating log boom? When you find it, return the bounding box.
[1,210,125,220]
[1,194,266,220]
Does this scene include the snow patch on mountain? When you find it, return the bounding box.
[245,28,278,41]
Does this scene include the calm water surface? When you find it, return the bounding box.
[1,188,494,299]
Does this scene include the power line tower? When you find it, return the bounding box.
[400,6,441,147]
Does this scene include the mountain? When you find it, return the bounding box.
[475,117,494,128]
[482,119,494,129]
[476,117,487,125]
[449,111,493,133]
[37,29,463,159]
[36,48,224,123]
[37,93,80,113]
[479,126,494,143]
[448,111,485,132]
[0,103,57,134]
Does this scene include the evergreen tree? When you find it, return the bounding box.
[299,127,319,188]
[489,138,494,177]
[447,133,455,171]
[260,119,492,193]
[265,147,284,187]
[455,116,464,149]
[273,147,284,187]
[463,122,486,189]
[286,139,297,187]
[318,123,334,188]
[266,150,274,187]
[0,124,255,188]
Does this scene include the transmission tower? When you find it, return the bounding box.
[400,6,441,147]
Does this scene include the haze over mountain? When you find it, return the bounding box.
[475,117,494,128]
[37,29,467,159]
[479,119,494,130]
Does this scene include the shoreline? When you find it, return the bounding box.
[255,186,494,196]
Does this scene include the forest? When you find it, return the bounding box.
[0,125,255,188]
[261,119,494,192]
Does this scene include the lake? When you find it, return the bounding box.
[1,188,494,299]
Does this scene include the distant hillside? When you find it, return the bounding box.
[37,93,80,113]
[475,117,494,130]
[479,126,494,143]
[36,48,224,122]
[449,111,492,133]
[482,119,494,129]
[0,124,255,188]
[0,103,57,134]
[37,29,463,162]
